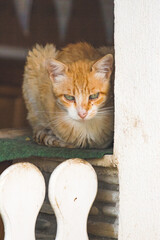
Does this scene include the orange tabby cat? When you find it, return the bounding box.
[23,42,114,148]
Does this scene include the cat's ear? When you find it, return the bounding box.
[47,59,68,83]
[92,54,113,79]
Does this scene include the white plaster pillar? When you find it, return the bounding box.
[114,1,160,239]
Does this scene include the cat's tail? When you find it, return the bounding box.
[25,44,58,72]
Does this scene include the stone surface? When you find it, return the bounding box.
[88,221,117,238]
[102,203,119,217]
[96,190,119,203]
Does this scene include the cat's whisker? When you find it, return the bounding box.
[95,109,114,118]
[97,110,114,115]
[35,111,53,113]
[98,108,114,112]
[38,116,66,129]
[35,110,65,114]
[97,111,113,115]
[99,107,114,111]
[50,115,70,126]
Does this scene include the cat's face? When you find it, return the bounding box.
[47,54,113,121]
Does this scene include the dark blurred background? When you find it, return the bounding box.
[0,0,114,129]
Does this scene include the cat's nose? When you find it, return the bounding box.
[78,110,87,119]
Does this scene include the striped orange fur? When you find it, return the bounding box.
[23,42,114,148]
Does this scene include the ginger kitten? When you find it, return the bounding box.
[23,42,114,148]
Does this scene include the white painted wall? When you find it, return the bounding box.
[114,1,160,239]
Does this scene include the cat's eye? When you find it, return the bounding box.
[89,92,99,100]
[64,94,75,101]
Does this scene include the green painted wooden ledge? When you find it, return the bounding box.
[0,135,113,162]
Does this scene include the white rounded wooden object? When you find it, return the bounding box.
[0,162,45,240]
[48,158,98,240]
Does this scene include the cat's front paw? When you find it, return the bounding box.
[34,129,74,148]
